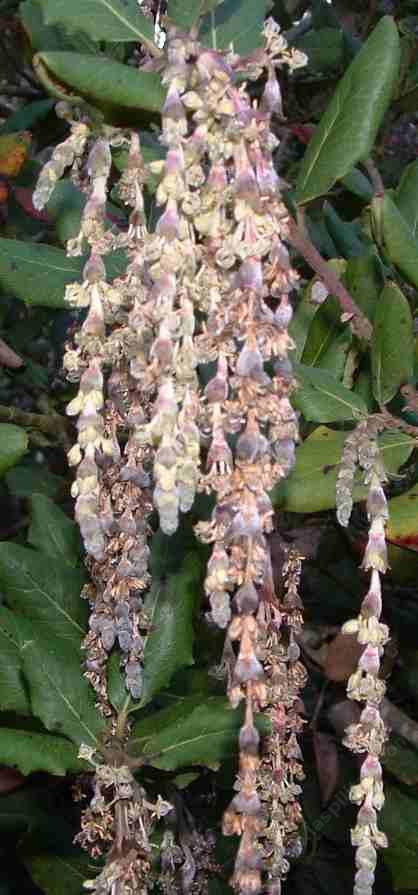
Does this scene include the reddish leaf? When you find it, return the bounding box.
[324,631,362,683]
[14,187,50,222]
[0,132,31,178]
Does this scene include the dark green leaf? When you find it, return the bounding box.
[5,464,64,498]
[131,697,271,770]
[28,495,81,567]
[293,363,368,422]
[0,425,28,477]
[140,553,203,707]
[0,99,55,136]
[340,167,373,201]
[378,192,418,289]
[301,295,351,377]
[273,426,413,513]
[371,281,414,404]
[200,0,268,55]
[343,252,383,322]
[0,728,82,776]
[296,17,400,204]
[21,0,99,53]
[0,611,30,715]
[35,52,165,116]
[167,0,220,30]
[0,610,104,747]
[395,158,418,237]
[40,0,157,51]
[0,543,87,643]
[323,203,365,258]
[0,239,127,308]
[382,734,418,786]
[0,239,85,309]
[381,784,418,889]
[24,853,91,895]
[296,27,344,72]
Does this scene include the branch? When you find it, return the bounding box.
[287,211,373,341]
[328,697,418,751]
[0,403,71,445]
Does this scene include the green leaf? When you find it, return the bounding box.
[24,853,91,895]
[21,0,100,53]
[340,167,373,202]
[381,784,418,889]
[296,27,344,72]
[0,425,28,477]
[0,99,55,136]
[35,52,165,117]
[131,697,271,770]
[343,252,383,322]
[140,552,203,707]
[0,728,82,776]
[371,281,414,405]
[379,192,418,289]
[301,295,351,377]
[40,0,157,51]
[295,17,400,204]
[28,495,81,567]
[167,0,220,30]
[5,464,64,498]
[382,733,418,787]
[0,239,85,309]
[0,543,87,643]
[200,0,268,55]
[387,484,418,548]
[0,610,104,747]
[292,363,368,422]
[0,612,30,715]
[395,158,418,236]
[0,239,127,308]
[323,203,365,258]
[273,426,414,513]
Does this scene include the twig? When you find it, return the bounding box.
[0,84,41,98]
[0,403,71,445]
[287,210,373,341]
[0,338,23,369]
[329,696,418,751]
[363,158,384,197]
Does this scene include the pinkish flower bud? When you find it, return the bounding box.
[156,199,181,240]
[165,147,185,174]
[236,342,264,379]
[273,438,296,471]
[208,162,227,192]
[360,756,382,780]
[238,258,263,293]
[359,645,380,675]
[162,86,186,122]
[274,296,293,329]
[230,790,261,816]
[367,483,388,522]
[260,68,283,116]
[239,723,260,756]
[233,582,260,615]
[83,252,106,284]
[87,139,111,179]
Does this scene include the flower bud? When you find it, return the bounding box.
[238,258,263,293]
[274,296,293,329]
[83,252,106,284]
[261,68,283,116]
[233,582,260,615]
[358,645,380,675]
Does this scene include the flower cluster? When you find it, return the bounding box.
[77,745,171,895]
[34,15,307,895]
[340,434,390,895]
